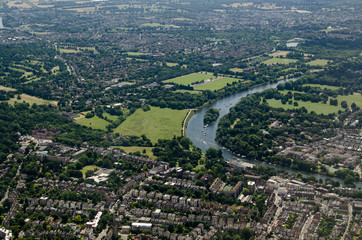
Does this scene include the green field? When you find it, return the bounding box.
[262,58,298,65]
[7,94,57,106]
[0,85,16,92]
[175,89,201,94]
[114,107,188,142]
[194,77,240,91]
[112,146,156,159]
[166,62,178,67]
[76,115,110,130]
[103,112,119,121]
[81,165,98,178]
[303,84,342,90]
[163,72,214,86]
[125,52,145,56]
[337,93,362,107]
[307,59,329,66]
[267,99,341,114]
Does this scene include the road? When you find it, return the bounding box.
[299,214,314,240]
[341,203,353,240]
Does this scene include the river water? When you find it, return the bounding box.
[186,79,362,188]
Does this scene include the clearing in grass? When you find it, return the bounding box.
[114,107,188,142]
[194,77,241,91]
[163,72,214,86]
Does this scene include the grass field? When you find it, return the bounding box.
[262,58,298,65]
[337,93,362,108]
[0,85,16,91]
[126,52,145,56]
[267,99,341,114]
[166,62,178,67]
[81,165,98,178]
[76,115,110,130]
[194,77,240,91]
[7,94,57,106]
[59,48,80,53]
[163,72,214,86]
[175,90,201,94]
[103,113,119,121]
[229,68,244,73]
[269,51,290,57]
[114,107,188,142]
[307,59,329,66]
[112,146,156,160]
[303,84,342,90]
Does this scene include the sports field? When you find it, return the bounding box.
[114,107,188,142]
[163,72,214,86]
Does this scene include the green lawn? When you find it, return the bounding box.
[112,146,156,160]
[303,84,342,90]
[262,58,298,65]
[6,94,57,106]
[81,165,98,178]
[125,52,145,56]
[103,112,119,122]
[267,99,342,114]
[114,107,188,142]
[163,72,214,86]
[166,62,178,67]
[175,90,201,94]
[337,93,362,108]
[307,59,330,66]
[76,115,110,130]
[194,77,241,91]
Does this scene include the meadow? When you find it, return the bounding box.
[267,99,341,114]
[194,77,241,91]
[262,58,298,65]
[163,72,214,86]
[114,107,188,142]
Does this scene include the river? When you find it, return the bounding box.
[0,17,4,29]
[186,79,362,188]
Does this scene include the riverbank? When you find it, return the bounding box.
[182,109,195,136]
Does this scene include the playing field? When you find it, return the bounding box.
[307,59,329,66]
[267,99,341,114]
[114,107,188,142]
[76,115,110,131]
[194,77,240,91]
[163,72,214,86]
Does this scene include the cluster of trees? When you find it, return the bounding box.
[203,108,220,125]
